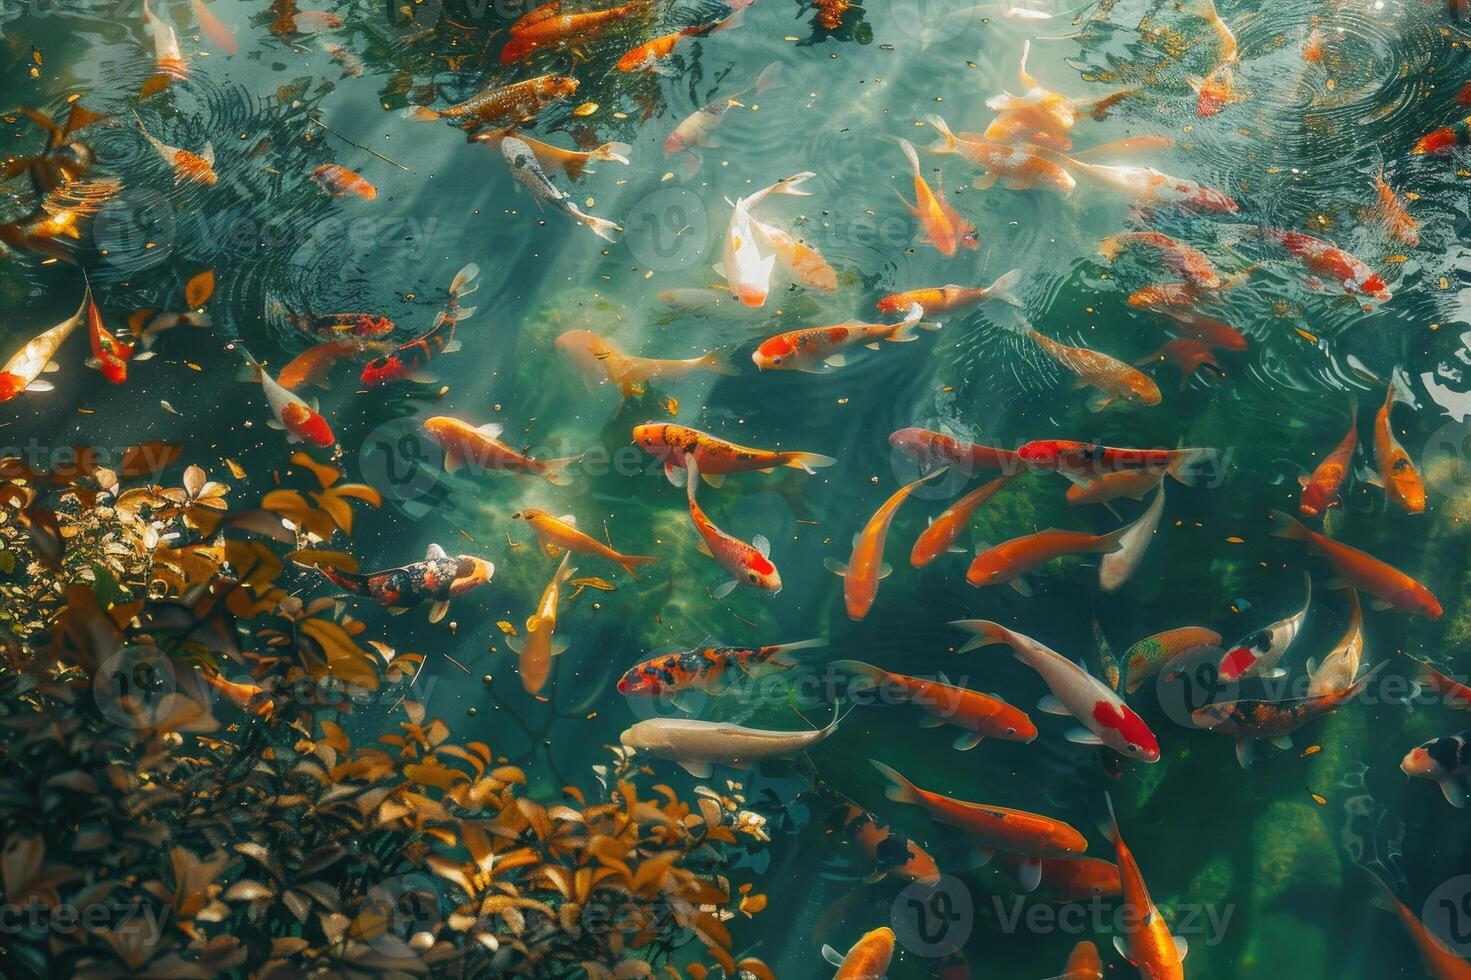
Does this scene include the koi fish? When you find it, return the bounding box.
[268,295,395,343]
[870,760,1088,887]
[752,304,936,372]
[664,63,780,156]
[1040,150,1238,212]
[1149,308,1249,351]
[1409,658,1471,709]
[749,214,838,293]
[502,136,622,241]
[1118,626,1222,694]
[1098,231,1221,288]
[142,0,188,81]
[1099,484,1165,592]
[1258,228,1390,301]
[924,114,1075,194]
[1103,794,1187,978]
[685,457,780,597]
[834,660,1037,747]
[310,163,377,200]
[911,474,1015,567]
[278,341,368,391]
[826,468,945,620]
[1193,664,1383,768]
[1026,327,1162,409]
[321,40,364,76]
[998,856,1120,904]
[84,282,151,384]
[617,638,828,696]
[511,508,656,577]
[1065,469,1165,507]
[895,137,977,255]
[1371,374,1425,514]
[833,803,941,886]
[556,330,735,398]
[1135,337,1225,390]
[360,264,477,385]
[313,543,494,624]
[500,0,649,63]
[632,422,836,487]
[619,705,843,777]
[201,672,271,717]
[1017,441,1209,482]
[1306,588,1365,697]
[983,41,1080,148]
[1412,115,1471,155]
[616,19,726,72]
[967,525,1128,593]
[0,293,86,401]
[422,416,581,485]
[1374,167,1418,246]
[1299,401,1357,517]
[510,552,575,694]
[951,620,1161,761]
[406,75,580,129]
[822,928,895,980]
[1215,575,1310,683]
[1055,939,1104,980]
[1189,0,1240,117]
[717,172,814,306]
[472,129,630,180]
[191,0,237,55]
[890,428,1022,475]
[133,112,216,185]
[232,343,334,447]
[1403,731,1471,807]
[876,268,1022,317]
[1268,510,1440,617]
[1366,873,1471,979]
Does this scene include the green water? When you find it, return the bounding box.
[8,0,1471,974]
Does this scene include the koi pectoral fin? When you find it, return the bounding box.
[823,557,849,577]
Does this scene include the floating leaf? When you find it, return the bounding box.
[185,269,216,308]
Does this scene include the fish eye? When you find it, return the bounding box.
[1127,743,1139,753]
[772,356,782,364]
[748,572,759,583]
[1006,727,1016,735]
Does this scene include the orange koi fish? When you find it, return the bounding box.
[1135,338,1224,389]
[911,474,1015,567]
[890,428,1022,475]
[997,857,1120,904]
[277,341,368,391]
[512,508,656,577]
[826,468,945,620]
[510,552,575,694]
[1270,510,1439,616]
[310,163,377,200]
[1367,874,1471,980]
[1066,469,1165,507]
[422,416,581,486]
[834,660,1037,747]
[1194,664,1382,767]
[1017,440,1208,479]
[191,0,238,55]
[925,114,1075,193]
[556,329,735,398]
[822,928,895,980]
[1026,327,1162,409]
[201,672,271,716]
[134,112,216,185]
[752,305,937,373]
[1259,228,1390,301]
[617,19,726,71]
[617,638,827,696]
[896,138,976,256]
[1098,231,1221,288]
[1372,375,1425,514]
[750,215,839,293]
[1143,305,1249,351]
[1055,940,1104,980]
[0,293,86,401]
[1408,658,1471,710]
[966,526,1127,593]
[632,422,836,487]
[833,803,941,886]
[1413,116,1471,155]
[1189,0,1240,117]
[406,75,580,130]
[876,269,1021,317]
[1104,795,1187,978]
[472,129,631,180]
[685,457,781,596]
[500,0,649,63]
[233,343,334,447]
[84,283,150,385]
[1299,401,1356,517]
[983,41,1081,149]
[1374,168,1418,246]
[871,760,1088,887]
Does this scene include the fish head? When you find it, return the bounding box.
[631,423,669,453]
[616,665,664,697]
[744,551,781,592]
[1401,742,1445,780]
[751,334,796,370]
[965,552,1010,588]
[454,556,495,589]
[1095,700,1160,762]
[1360,273,1391,302]
[359,354,397,386]
[1403,586,1443,620]
[0,372,26,402]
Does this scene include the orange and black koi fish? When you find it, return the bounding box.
[1017,440,1209,482]
[616,638,827,696]
[832,802,942,885]
[1414,116,1471,155]
[311,543,494,624]
[360,264,478,385]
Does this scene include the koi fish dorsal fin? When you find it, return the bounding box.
[476,422,504,440]
[425,543,448,559]
[557,513,577,525]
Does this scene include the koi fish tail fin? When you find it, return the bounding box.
[699,348,741,376]
[983,268,1024,307]
[616,554,658,579]
[1093,522,1132,554]
[449,262,480,299]
[1267,508,1311,542]
[579,211,624,242]
[742,171,816,211]
[1385,368,1417,410]
[1101,791,1122,846]
[1017,39,1038,89]
[897,137,922,177]
[753,61,783,95]
[1097,234,1125,261]
[768,637,829,668]
[949,619,1014,654]
[781,451,838,474]
[869,759,920,806]
[1165,448,1214,486]
[593,141,633,165]
[831,658,883,687]
[923,113,959,153]
[541,456,583,487]
[402,105,443,122]
[314,562,365,592]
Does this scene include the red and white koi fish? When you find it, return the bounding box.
[686,457,780,597]
[1215,574,1310,683]
[1259,228,1390,301]
[896,138,977,256]
[752,304,934,372]
[1016,440,1210,482]
[143,0,188,79]
[1104,794,1187,978]
[232,343,334,447]
[1040,149,1238,213]
[717,172,813,307]
[191,0,238,55]
[827,468,945,620]
[952,620,1161,762]
[84,280,152,384]
[134,112,216,185]
[1098,231,1221,288]
[0,293,86,402]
